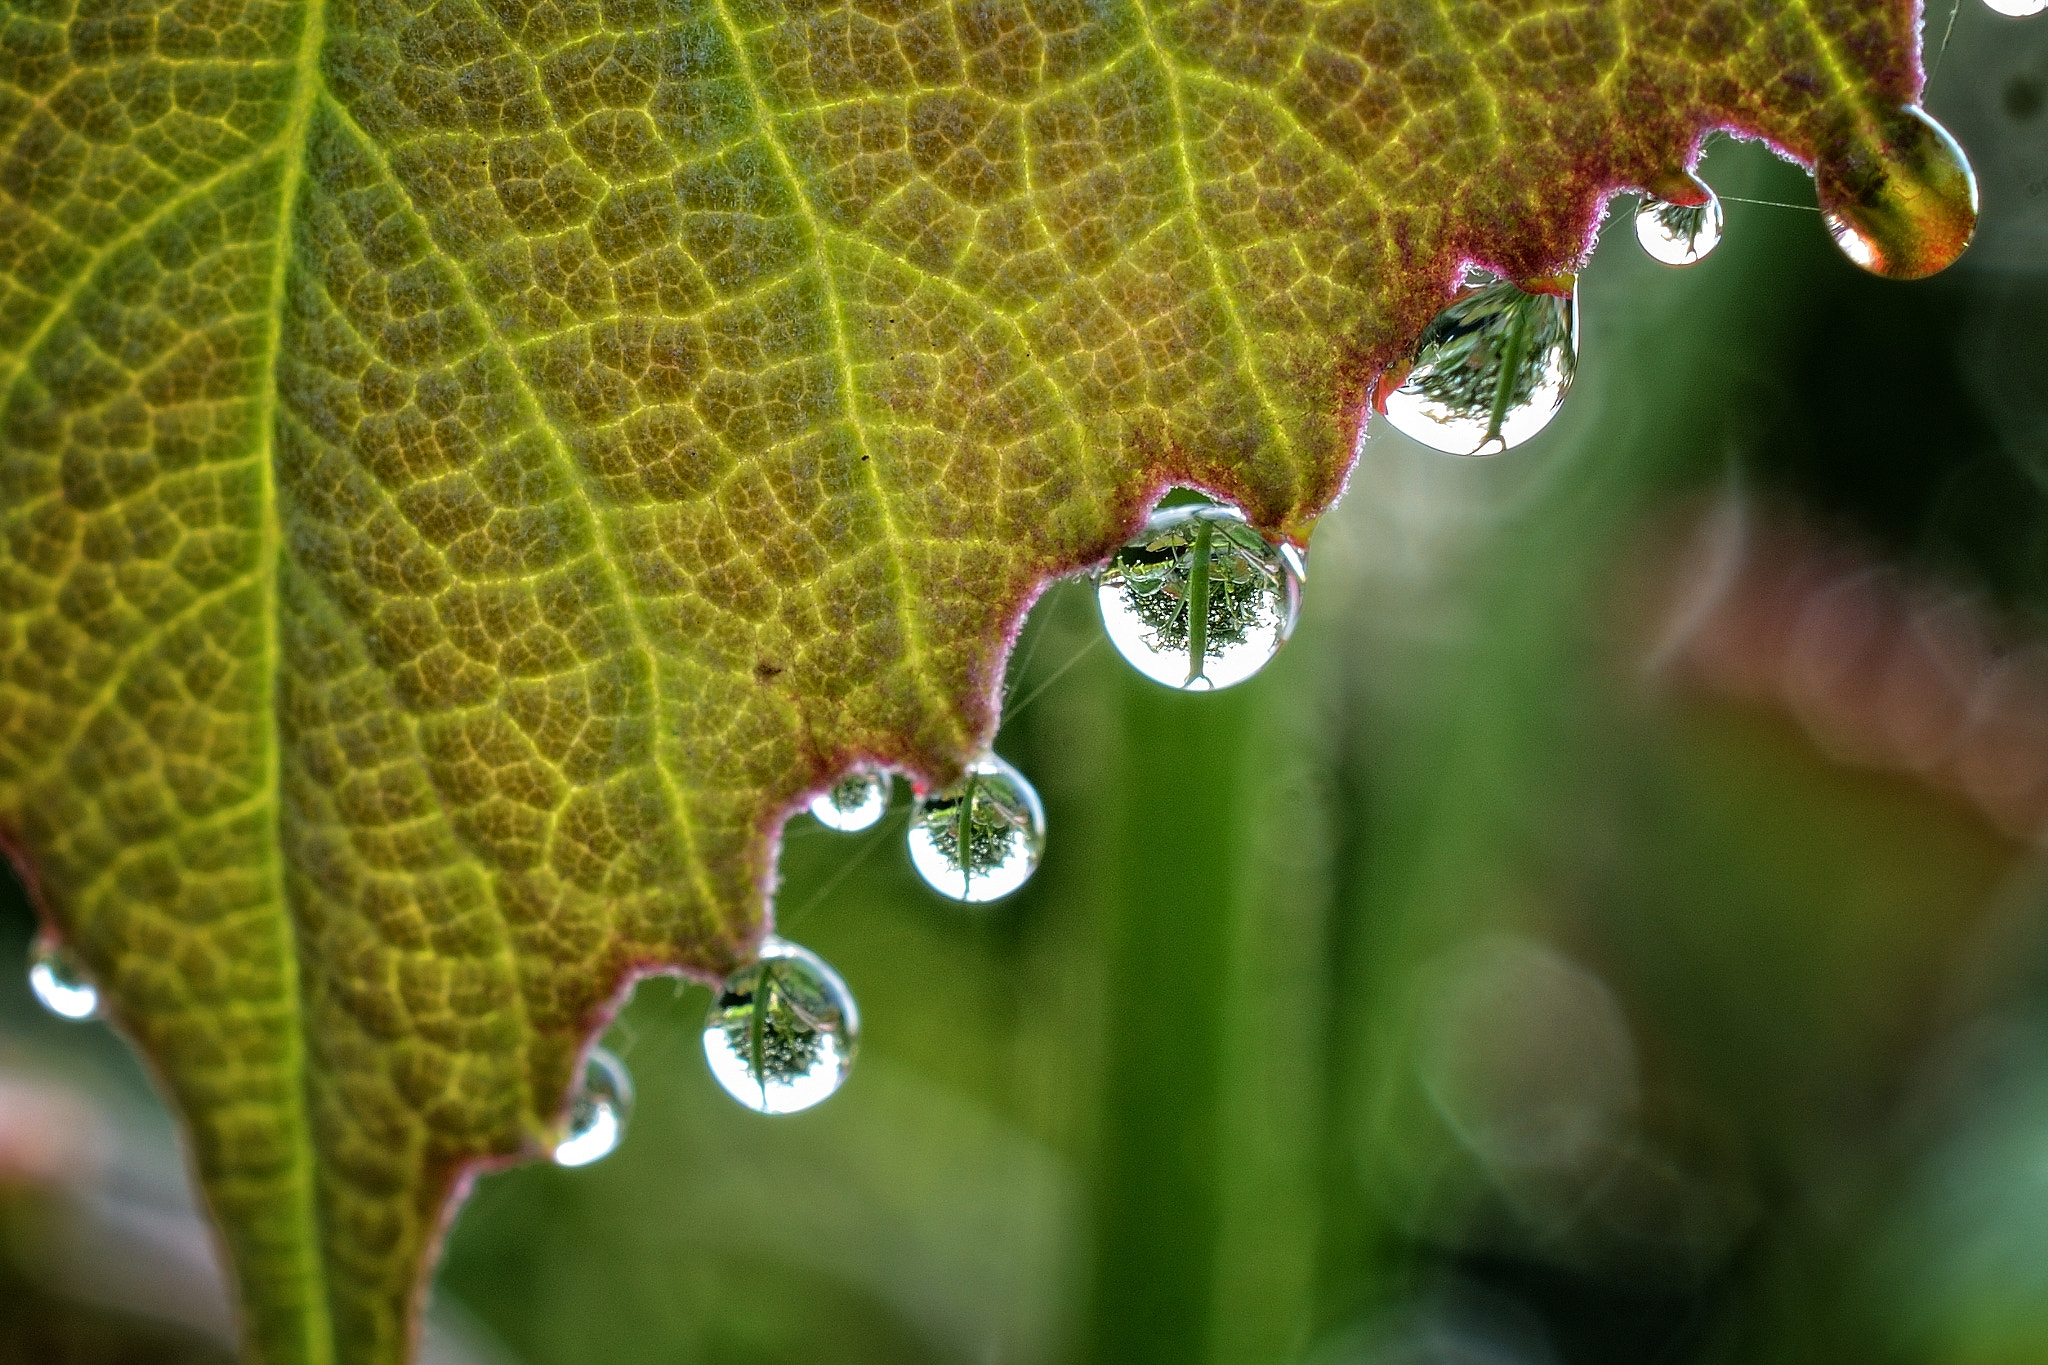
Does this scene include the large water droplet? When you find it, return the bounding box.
[907,755,1046,903]
[1984,0,2046,16]
[1098,502,1306,691]
[1634,174,1724,266]
[1819,106,1978,280]
[28,937,99,1021]
[1375,273,1579,456]
[808,771,888,832]
[554,1046,633,1167]
[703,937,858,1114]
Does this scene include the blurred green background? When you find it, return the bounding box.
[9,7,2048,1362]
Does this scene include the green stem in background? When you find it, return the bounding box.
[1089,677,1255,1365]
[1188,519,1214,686]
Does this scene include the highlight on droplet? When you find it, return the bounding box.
[28,937,100,1022]
[554,1046,633,1167]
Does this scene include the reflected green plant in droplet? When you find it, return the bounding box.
[1407,277,1573,448]
[1099,502,1306,691]
[907,756,1047,903]
[553,1047,632,1168]
[723,973,828,1092]
[1637,198,1723,265]
[921,774,1027,886]
[704,938,860,1115]
[1114,515,1276,682]
[809,771,889,832]
[1376,273,1581,457]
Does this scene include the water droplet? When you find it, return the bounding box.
[907,755,1046,903]
[1375,272,1579,456]
[27,937,99,1021]
[1984,0,2046,16]
[553,1046,633,1167]
[1634,175,1724,266]
[703,937,858,1114]
[1818,105,1978,280]
[1098,502,1306,691]
[808,770,888,832]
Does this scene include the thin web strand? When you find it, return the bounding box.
[1005,635,1106,722]
[1928,0,1964,86]
[778,811,903,933]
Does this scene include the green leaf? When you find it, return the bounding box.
[0,0,1937,1358]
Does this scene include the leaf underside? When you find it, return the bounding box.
[0,0,1922,1358]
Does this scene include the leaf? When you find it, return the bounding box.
[0,0,1937,1358]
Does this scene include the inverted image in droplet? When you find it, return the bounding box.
[554,1046,633,1167]
[1098,501,1306,691]
[28,937,99,1021]
[808,771,889,832]
[703,937,859,1114]
[907,755,1046,903]
[1984,0,2046,16]
[1819,105,1978,280]
[1635,176,1724,266]
[1376,273,1579,456]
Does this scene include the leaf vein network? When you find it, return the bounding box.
[707,0,963,750]
[1127,0,1296,468]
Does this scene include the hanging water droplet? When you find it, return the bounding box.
[703,937,858,1114]
[1375,272,1579,456]
[1818,106,1978,280]
[27,937,99,1021]
[808,770,889,832]
[907,755,1046,903]
[554,1046,633,1167]
[1984,0,2046,16]
[1098,502,1306,691]
[1634,175,1724,266]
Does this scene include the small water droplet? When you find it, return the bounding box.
[28,937,99,1021]
[907,755,1046,902]
[1098,502,1306,691]
[1984,0,2046,16]
[808,771,888,832]
[703,937,858,1114]
[1634,176,1724,266]
[1375,272,1578,456]
[554,1046,633,1167]
[1819,105,1978,280]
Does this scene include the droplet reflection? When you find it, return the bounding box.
[1376,273,1579,456]
[1098,501,1305,691]
[1984,0,2046,16]
[704,937,859,1114]
[808,771,888,832]
[907,755,1046,903]
[28,937,99,1021]
[554,1046,632,1167]
[1819,106,1978,280]
[1634,176,1724,266]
